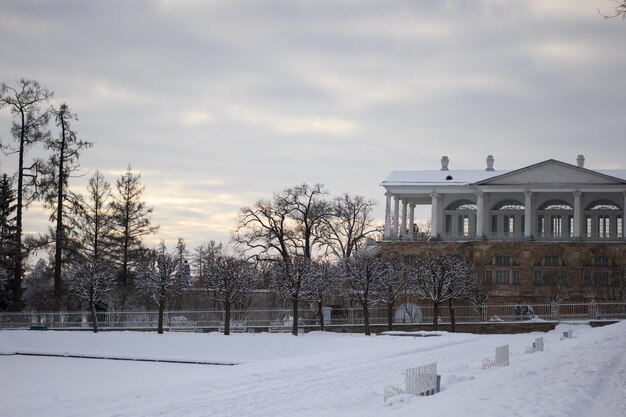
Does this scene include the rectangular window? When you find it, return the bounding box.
[552,215,562,237]
[512,269,520,285]
[463,215,470,236]
[533,269,542,285]
[586,216,592,238]
[568,215,574,237]
[445,215,452,234]
[491,215,498,235]
[538,215,544,236]
[598,216,610,238]
[583,271,591,287]
[484,269,492,284]
[503,215,510,234]
[618,216,623,238]
[495,269,509,284]
[596,271,609,287]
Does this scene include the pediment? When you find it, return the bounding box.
[478,160,626,186]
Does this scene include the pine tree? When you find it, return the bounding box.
[0,174,17,309]
[0,79,53,310]
[110,166,159,300]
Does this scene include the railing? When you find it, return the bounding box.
[1,302,625,330]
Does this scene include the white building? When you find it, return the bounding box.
[381,155,626,243]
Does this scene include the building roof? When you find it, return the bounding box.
[381,159,626,188]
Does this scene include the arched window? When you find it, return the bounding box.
[444,199,477,238]
[537,200,574,239]
[583,256,622,288]
[533,255,569,286]
[584,200,622,239]
[491,200,525,238]
[484,255,520,285]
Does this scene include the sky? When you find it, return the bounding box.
[1,0,625,254]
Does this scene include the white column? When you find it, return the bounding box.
[384,192,392,240]
[623,192,626,239]
[393,196,400,240]
[476,190,485,238]
[401,200,408,240]
[573,191,582,238]
[524,190,533,238]
[409,203,416,240]
[431,192,440,238]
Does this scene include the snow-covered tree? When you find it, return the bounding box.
[202,251,257,335]
[377,259,408,331]
[409,255,475,331]
[66,259,116,332]
[340,252,387,335]
[306,259,338,332]
[319,193,377,260]
[270,255,318,335]
[192,240,223,281]
[135,241,191,334]
[0,174,16,309]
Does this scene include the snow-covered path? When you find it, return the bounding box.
[1,322,625,417]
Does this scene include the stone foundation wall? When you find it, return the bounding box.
[380,241,626,303]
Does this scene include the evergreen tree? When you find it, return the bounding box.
[110,166,158,300]
[0,79,53,310]
[0,174,17,309]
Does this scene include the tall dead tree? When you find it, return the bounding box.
[44,103,92,302]
[0,79,52,310]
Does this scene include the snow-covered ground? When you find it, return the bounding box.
[1,322,625,417]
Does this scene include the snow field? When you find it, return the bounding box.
[1,322,625,417]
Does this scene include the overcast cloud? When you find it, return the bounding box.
[1,0,625,250]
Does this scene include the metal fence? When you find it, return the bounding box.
[1,301,625,330]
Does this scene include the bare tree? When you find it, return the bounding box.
[135,241,191,334]
[377,259,408,331]
[43,103,92,302]
[599,0,626,19]
[202,250,257,335]
[284,183,329,259]
[110,166,159,302]
[319,193,377,260]
[0,174,16,309]
[66,259,116,332]
[409,255,474,331]
[0,79,52,310]
[270,255,317,335]
[306,259,338,331]
[192,240,223,281]
[340,251,386,335]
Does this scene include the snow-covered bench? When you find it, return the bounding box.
[384,362,440,402]
[482,345,509,370]
[525,337,544,353]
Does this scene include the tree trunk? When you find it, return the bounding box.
[363,300,370,336]
[449,298,456,333]
[317,301,325,332]
[12,124,25,311]
[157,291,166,334]
[292,297,299,336]
[53,118,66,303]
[224,300,231,335]
[90,294,99,333]
[432,301,439,331]
[387,302,393,331]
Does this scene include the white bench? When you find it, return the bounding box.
[384,362,440,402]
[482,345,509,370]
[525,337,544,353]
